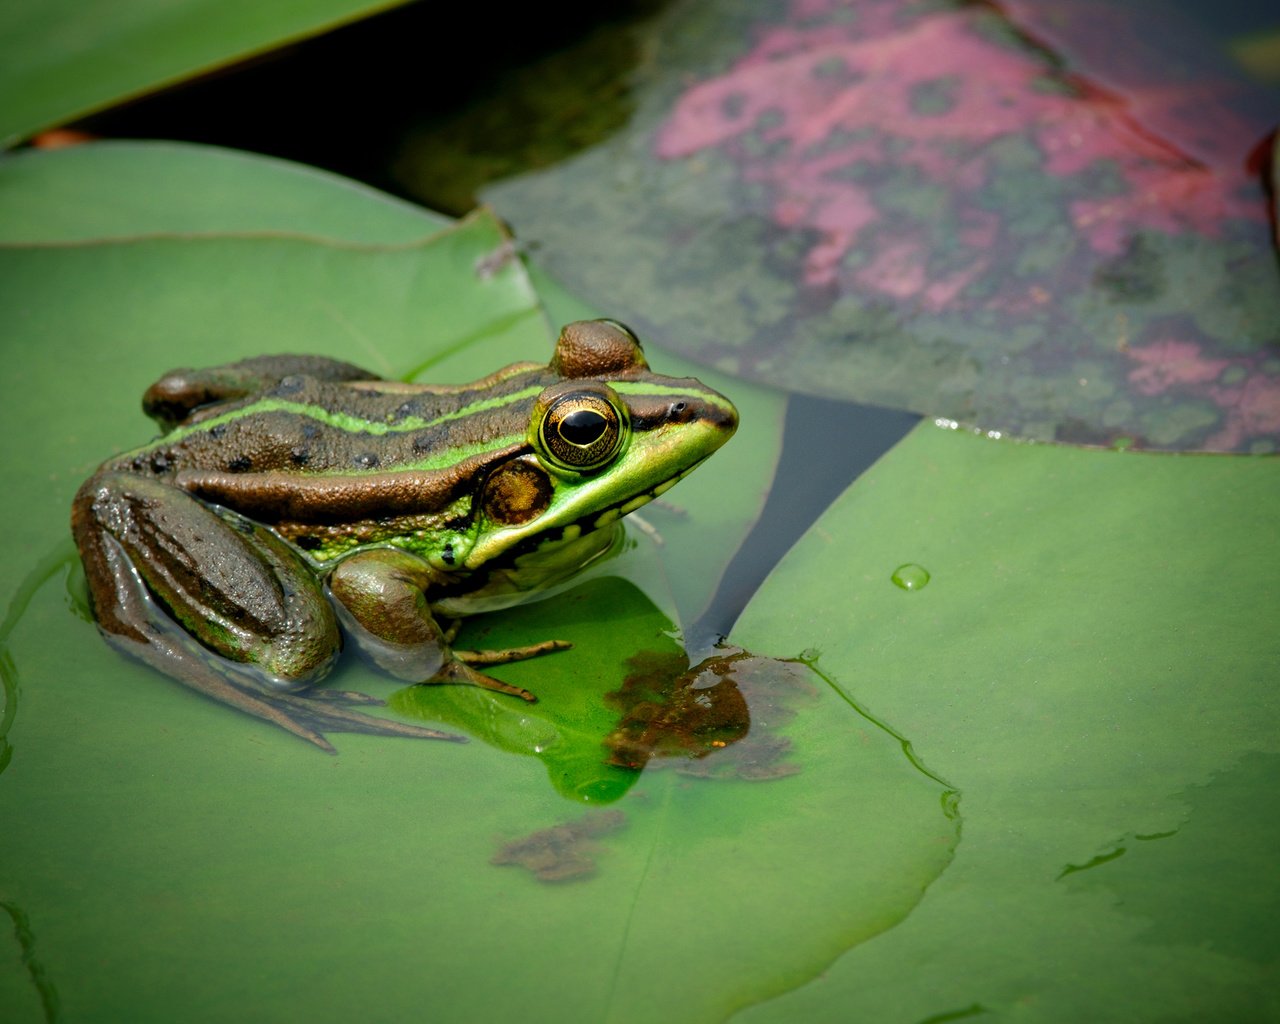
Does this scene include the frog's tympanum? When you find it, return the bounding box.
[72,321,738,751]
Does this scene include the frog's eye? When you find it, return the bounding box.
[535,389,627,472]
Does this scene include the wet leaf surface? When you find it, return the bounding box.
[604,650,754,770]
[604,648,810,782]
[389,585,820,801]
[732,422,1280,1020]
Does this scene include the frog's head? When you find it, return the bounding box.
[460,319,738,571]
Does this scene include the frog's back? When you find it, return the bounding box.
[110,367,556,479]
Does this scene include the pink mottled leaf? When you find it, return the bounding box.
[488,0,1280,451]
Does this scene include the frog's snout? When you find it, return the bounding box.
[712,398,739,434]
[694,397,738,437]
[664,393,739,435]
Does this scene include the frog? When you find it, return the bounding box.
[71,320,738,752]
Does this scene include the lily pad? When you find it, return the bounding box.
[0,140,449,242]
[483,0,1280,451]
[3,548,959,1021]
[4,144,887,1023]
[0,0,416,146]
[731,422,1280,1019]
[388,576,684,805]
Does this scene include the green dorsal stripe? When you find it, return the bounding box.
[303,432,528,476]
[611,382,707,397]
[131,385,547,453]
[612,380,737,412]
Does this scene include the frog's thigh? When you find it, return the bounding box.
[329,548,449,680]
[73,471,339,682]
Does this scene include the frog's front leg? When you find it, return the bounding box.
[71,472,460,751]
[329,549,571,702]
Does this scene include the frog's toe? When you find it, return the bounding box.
[304,687,385,706]
[216,684,340,753]
[421,659,539,703]
[266,691,467,748]
[453,639,572,667]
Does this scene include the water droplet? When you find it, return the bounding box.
[891,564,931,591]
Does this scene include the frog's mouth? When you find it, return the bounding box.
[432,453,716,615]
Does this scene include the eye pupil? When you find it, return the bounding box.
[534,389,626,471]
[559,408,607,446]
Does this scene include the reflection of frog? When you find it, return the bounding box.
[72,320,738,750]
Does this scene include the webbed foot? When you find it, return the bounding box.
[106,630,465,754]
[418,638,573,704]
[422,659,539,703]
[232,684,465,754]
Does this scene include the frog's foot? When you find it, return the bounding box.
[441,618,572,670]
[419,658,551,703]
[303,688,384,705]
[453,639,573,667]
[245,685,466,753]
[107,630,466,754]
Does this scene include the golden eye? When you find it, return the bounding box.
[536,389,626,471]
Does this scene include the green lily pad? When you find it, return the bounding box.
[0,0,416,146]
[388,576,684,805]
[5,144,884,1023]
[0,140,449,242]
[731,422,1280,1019]
[3,545,959,1020]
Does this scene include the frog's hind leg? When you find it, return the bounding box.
[72,472,460,751]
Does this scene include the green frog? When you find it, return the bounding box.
[71,320,738,752]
